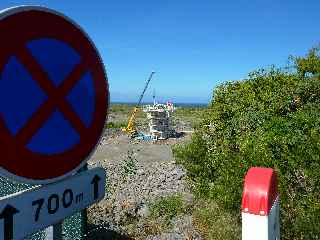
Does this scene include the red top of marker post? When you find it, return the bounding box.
[241,167,278,216]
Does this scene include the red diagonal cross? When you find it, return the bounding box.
[11,45,89,146]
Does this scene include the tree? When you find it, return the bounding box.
[293,46,320,78]
[174,47,320,239]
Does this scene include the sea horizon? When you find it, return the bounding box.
[110,101,208,108]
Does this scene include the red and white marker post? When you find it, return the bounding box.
[241,167,280,240]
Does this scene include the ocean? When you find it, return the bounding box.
[111,102,208,108]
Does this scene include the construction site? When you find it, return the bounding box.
[0,2,316,239]
[84,72,205,239]
[119,71,192,142]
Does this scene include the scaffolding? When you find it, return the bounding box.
[143,102,175,140]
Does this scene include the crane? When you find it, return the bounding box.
[122,71,155,136]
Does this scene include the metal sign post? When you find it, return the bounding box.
[45,223,63,240]
[0,167,106,239]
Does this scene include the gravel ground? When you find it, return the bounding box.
[86,133,201,239]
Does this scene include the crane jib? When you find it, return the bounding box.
[137,71,155,106]
[122,71,155,136]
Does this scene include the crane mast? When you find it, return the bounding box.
[137,71,155,106]
[122,71,155,136]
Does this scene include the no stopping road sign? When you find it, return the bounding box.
[0,6,109,183]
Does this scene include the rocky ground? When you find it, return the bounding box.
[86,131,202,240]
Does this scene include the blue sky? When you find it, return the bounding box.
[0,1,319,103]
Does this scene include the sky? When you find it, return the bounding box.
[0,1,319,103]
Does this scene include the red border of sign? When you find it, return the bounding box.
[0,6,109,183]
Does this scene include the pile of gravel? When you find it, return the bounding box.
[87,144,201,239]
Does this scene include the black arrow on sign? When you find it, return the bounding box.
[0,204,19,240]
[91,174,101,200]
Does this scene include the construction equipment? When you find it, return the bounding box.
[122,71,155,136]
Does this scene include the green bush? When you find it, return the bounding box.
[173,48,320,239]
[105,121,126,129]
[193,199,241,240]
[150,195,186,222]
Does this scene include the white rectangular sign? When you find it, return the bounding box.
[0,167,106,240]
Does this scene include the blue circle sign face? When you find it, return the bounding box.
[0,6,109,183]
[2,38,96,154]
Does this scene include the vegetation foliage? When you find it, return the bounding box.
[121,150,138,179]
[174,107,208,128]
[193,199,241,240]
[150,195,186,223]
[147,195,241,240]
[173,47,320,239]
[105,121,127,129]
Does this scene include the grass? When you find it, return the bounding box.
[174,107,207,118]
[105,121,127,129]
[142,194,241,240]
[107,103,207,132]
[108,104,148,129]
[109,104,135,113]
[173,107,208,128]
[121,150,138,179]
[192,199,241,240]
[109,104,147,118]
[150,194,187,223]
[119,195,188,239]
[135,194,189,237]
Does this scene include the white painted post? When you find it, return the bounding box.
[242,167,280,240]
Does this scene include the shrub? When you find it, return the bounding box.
[173,48,320,239]
[105,121,127,129]
[193,199,241,240]
[149,195,186,227]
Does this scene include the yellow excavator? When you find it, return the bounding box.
[122,71,155,137]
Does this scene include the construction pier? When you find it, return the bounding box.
[143,102,175,140]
